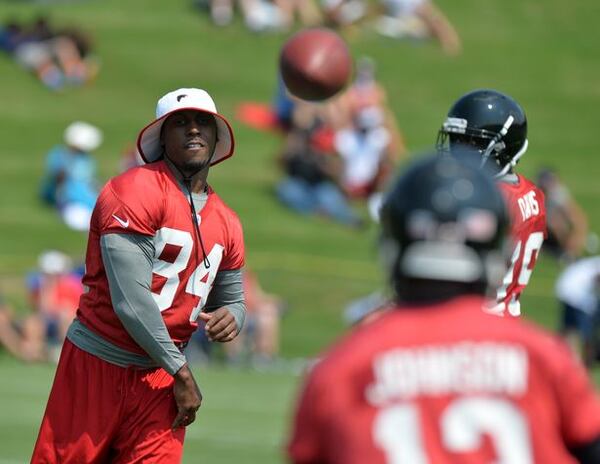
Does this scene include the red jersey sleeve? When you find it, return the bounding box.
[95,173,163,236]
[550,340,600,447]
[288,362,330,464]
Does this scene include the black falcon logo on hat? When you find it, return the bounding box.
[177,94,187,102]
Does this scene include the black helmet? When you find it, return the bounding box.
[437,89,528,177]
[379,153,508,303]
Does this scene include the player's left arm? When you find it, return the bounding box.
[288,362,329,463]
[198,207,246,342]
[199,269,246,342]
[551,339,600,462]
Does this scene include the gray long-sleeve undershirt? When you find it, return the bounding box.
[67,184,245,375]
[68,232,246,376]
[100,233,187,375]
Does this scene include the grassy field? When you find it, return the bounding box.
[0,0,599,462]
[0,353,299,464]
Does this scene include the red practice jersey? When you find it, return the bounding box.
[288,296,600,464]
[77,161,244,354]
[494,174,546,316]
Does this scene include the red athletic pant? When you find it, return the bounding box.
[32,339,185,463]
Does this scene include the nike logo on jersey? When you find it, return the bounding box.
[112,214,130,228]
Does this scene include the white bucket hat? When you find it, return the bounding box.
[64,121,103,152]
[136,88,235,166]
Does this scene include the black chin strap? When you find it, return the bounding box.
[164,153,213,269]
[183,177,211,269]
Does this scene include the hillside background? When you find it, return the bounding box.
[0,0,598,462]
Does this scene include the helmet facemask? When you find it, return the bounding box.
[437,115,528,178]
[437,90,529,178]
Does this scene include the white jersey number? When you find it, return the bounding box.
[373,398,533,463]
[152,227,223,320]
[187,244,224,321]
[496,231,544,316]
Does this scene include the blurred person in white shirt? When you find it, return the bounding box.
[375,0,461,56]
[556,256,600,367]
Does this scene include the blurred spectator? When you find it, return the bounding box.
[196,0,235,26]
[374,0,462,56]
[0,20,23,53]
[198,0,289,31]
[272,0,322,29]
[537,167,597,262]
[234,74,296,134]
[119,143,144,173]
[0,16,99,91]
[341,57,387,116]
[333,106,394,219]
[275,100,363,228]
[244,0,281,31]
[25,250,83,360]
[343,290,389,326]
[335,57,406,220]
[0,250,83,363]
[40,121,103,231]
[236,64,362,136]
[556,255,600,367]
[224,270,285,366]
[339,56,407,159]
[0,294,40,362]
[187,270,285,368]
[321,0,368,28]
[272,73,296,132]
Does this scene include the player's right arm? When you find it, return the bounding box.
[96,174,204,426]
[101,233,187,375]
[101,232,203,426]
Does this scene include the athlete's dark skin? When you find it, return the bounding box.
[161,109,238,429]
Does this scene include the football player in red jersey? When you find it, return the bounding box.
[32,88,246,463]
[287,154,600,464]
[437,89,546,316]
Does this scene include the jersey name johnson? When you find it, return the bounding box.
[288,297,600,464]
[367,342,528,404]
[371,343,533,463]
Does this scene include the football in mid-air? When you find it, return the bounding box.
[279,28,352,101]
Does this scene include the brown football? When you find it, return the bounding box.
[279,28,352,101]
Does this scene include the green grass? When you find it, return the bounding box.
[0,354,299,464]
[0,0,599,462]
